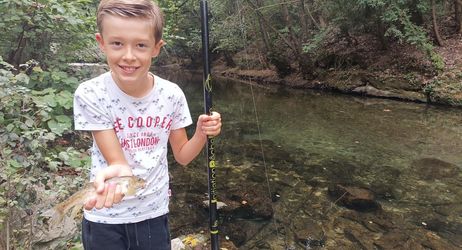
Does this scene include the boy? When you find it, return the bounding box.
[73,0,222,249]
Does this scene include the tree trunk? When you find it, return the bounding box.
[377,19,388,50]
[303,0,322,29]
[281,0,300,50]
[255,0,270,53]
[318,16,327,29]
[223,51,236,67]
[281,0,315,78]
[244,0,298,54]
[456,0,462,33]
[7,24,27,66]
[409,0,424,25]
[431,0,444,46]
[298,0,309,41]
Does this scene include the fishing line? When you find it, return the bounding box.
[236,0,285,247]
[248,80,279,243]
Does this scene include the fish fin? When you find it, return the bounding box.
[125,188,136,196]
[70,204,83,220]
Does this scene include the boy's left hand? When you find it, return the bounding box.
[197,111,222,137]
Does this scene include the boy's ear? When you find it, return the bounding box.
[95,33,106,52]
[152,39,165,57]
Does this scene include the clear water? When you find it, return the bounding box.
[169,71,462,170]
[160,70,462,249]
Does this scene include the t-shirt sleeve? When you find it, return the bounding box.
[171,86,193,130]
[73,83,114,131]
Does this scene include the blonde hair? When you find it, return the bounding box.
[97,0,164,43]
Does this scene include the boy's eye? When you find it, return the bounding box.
[138,43,147,48]
[111,41,122,46]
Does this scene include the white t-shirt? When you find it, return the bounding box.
[73,72,192,224]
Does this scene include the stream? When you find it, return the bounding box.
[163,69,462,249]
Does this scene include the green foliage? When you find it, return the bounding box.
[381,2,443,71]
[0,0,97,66]
[155,0,204,60]
[156,0,248,64]
[210,0,446,73]
[315,0,444,72]
[302,28,332,54]
[209,0,246,54]
[0,57,90,246]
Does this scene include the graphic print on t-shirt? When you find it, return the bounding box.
[114,115,172,152]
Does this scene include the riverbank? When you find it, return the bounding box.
[209,33,462,107]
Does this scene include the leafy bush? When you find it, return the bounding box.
[382,3,444,72]
[323,0,444,72]
[0,57,90,247]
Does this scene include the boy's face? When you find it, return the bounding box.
[96,15,164,88]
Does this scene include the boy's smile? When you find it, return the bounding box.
[96,15,164,97]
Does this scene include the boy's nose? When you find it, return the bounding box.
[122,47,136,61]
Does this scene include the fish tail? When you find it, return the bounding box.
[42,204,65,228]
[43,188,89,227]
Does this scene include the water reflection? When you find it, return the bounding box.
[159,69,462,249]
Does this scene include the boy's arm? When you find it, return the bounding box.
[169,112,222,166]
[84,129,133,210]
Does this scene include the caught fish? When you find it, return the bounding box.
[43,176,146,227]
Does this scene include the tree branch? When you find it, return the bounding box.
[243,0,298,54]
[305,4,320,29]
[163,0,191,14]
[176,0,190,10]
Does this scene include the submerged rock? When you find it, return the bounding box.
[411,158,460,181]
[315,159,364,185]
[423,217,462,247]
[370,165,403,200]
[292,218,326,248]
[328,184,382,212]
[220,184,274,221]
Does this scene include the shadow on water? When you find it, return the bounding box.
[159,69,462,249]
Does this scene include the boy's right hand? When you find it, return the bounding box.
[85,164,133,210]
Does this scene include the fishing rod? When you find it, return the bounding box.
[200,1,219,250]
